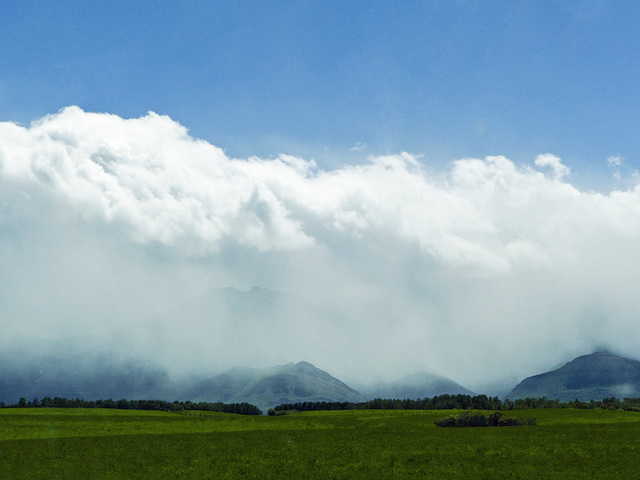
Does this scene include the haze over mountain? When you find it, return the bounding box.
[5,344,640,407]
[0,286,475,406]
[0,333,365,404]
[4,284,640,401]
[506,352,640,402]
[357,372,475,400]
[0,344,174,404]
[0,350,364,411]
[186,361,366,412]
[116,286,363,379]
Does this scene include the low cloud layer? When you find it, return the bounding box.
[2,107,640,392]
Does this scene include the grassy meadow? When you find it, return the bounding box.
[1,407,639,479]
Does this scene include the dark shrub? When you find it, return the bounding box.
[435,411,533,428]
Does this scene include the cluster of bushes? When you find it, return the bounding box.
[434,411,536,428]
[2,396,262,415]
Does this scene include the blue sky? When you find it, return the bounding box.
[3,1,639,184]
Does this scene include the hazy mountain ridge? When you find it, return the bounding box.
[358,371,475,400]
[0,347,475,409]
[4,349,640,407]
[183,361,366,412]
[506,352,640,401]
[0,355,367,412]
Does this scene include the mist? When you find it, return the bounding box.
[2,107,640,394]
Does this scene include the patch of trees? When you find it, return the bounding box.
[2,397,262,415]
[434,411,536,427]
[270,394,640,414]
[271,395,505,414]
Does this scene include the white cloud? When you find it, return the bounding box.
[350,141,367,152]
[534,153,571,180]
[3,107,640,391]
[0,107,314,254]
[607,155,623,182]
[607,155,622,167]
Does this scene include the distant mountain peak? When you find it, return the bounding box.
[506,351,640,401]
[188,360,365,412]
[293,360,319,372]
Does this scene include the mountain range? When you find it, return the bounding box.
[3,350,640,409]
[0,352,473,411]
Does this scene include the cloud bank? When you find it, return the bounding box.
[2,107,640,391]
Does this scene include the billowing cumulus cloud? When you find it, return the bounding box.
[0,107,313,253]
[2,107,640,392]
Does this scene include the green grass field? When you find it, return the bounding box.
[1,408,639,479]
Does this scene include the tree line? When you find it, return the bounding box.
[269,394,640,414]
[2,396,262,415]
